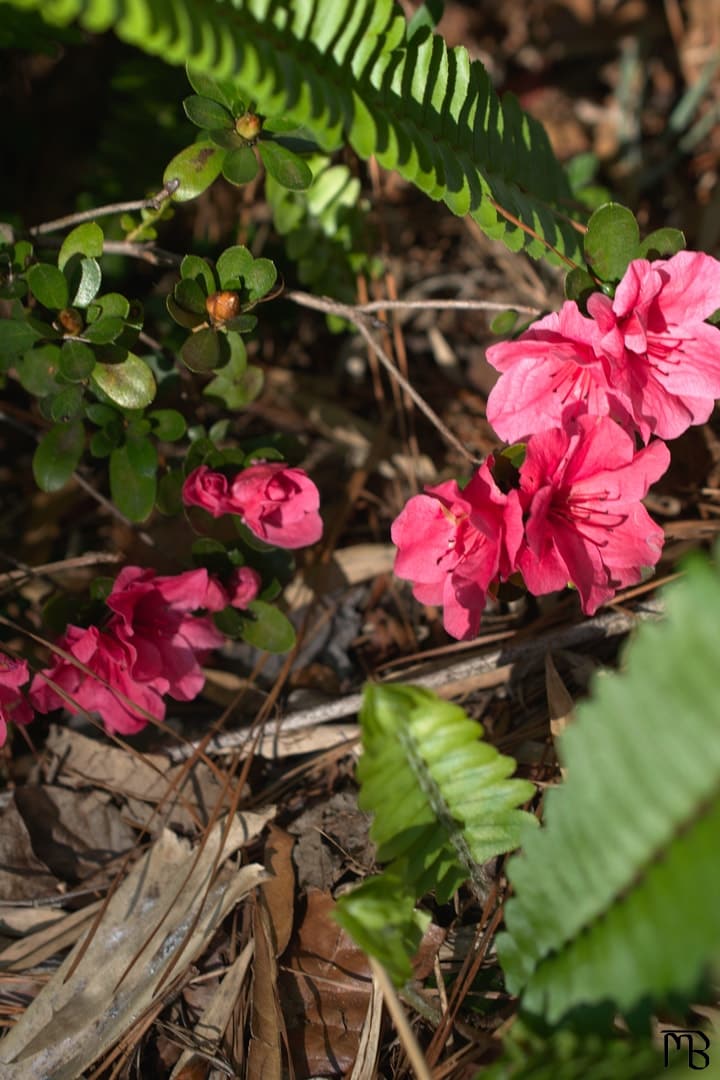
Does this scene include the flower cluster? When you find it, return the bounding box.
[182,462,323,549]
[393,252,720,639]
[0,654,32,747]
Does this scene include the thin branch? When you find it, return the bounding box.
[0,551,124,588]
[286,290,482,466]
[369,958,433,1080]
[100,241,182,266]
[354,297,542,317]
[29,181,180,236]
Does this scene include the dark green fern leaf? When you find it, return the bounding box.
[2,0,584,263]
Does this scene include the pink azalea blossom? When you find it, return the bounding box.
[106,566,225,701]
[0,653,32,747]
[229,463,323,549]
[486,252,720,443]
[29,625,165,736]
[391,458,523,640]
[517,414,670,614]
[202,567,262,612]
[586,251,720,440]
[182,465,233,518]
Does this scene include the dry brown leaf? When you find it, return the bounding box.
[14,785,136,883]
[348,973,383,1080]
[279,889,373,1076]
[0,811,273,1079]
[261,825,295,958]
[45,726,228,831]
[247,898,284,1080]
[0,801,59,902]
[170,941,254,1079]
[0,902,102,973]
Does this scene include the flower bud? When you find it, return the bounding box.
[57,307,84,336]
[234,112,263,142]
[205,290,240,325]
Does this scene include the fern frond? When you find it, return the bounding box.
[335,684,536,984]
[2,0,584,263]
[498,549,720,1023]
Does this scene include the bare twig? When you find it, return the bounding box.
[166,600,664,762]
[0,551,124,588]
[369,958,433,1080]
[353,297,542,317]
[287,290,482,466]
[29,181,180,236]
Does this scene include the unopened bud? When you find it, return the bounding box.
[58,307,84,336]
[205,290,240,325]
[234,112,263,142]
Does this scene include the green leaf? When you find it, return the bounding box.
[163,140,225,202]
[489,309,519,335]
[174,277,208,315]
[583,203,640,282]
[156,468,185,515]
[408,0,444,38]
[258,139,313,190]
[68,256,102,307]
[109,445,157,522]
[483,1022,665,1080]
[637,227,686,260]
[57,222,103,271]
[181,327,230,372]
[498,548,720,1022]
[0,316,41,356]
[49,384,84,422]
[180,254,217,294]
[244,258,277,301]
[90,353,156,409]
[16,344,61,395]
[83,315,124,344]
[85,402,119,427]
[86,292,130,322]
[149,408,186,441]
[215,245,253,290]
[124,431,158,478]
[89,428,116,457]
[27,263,69,309]
[32,420,84,492]
[222,145,259,186]
[564,267,598,303]
[166,293,205,329]
[183,93,233,130]
[60,339,96,381]
[185,65,237,112]
[334,878,428,987]
[238,600,296,652]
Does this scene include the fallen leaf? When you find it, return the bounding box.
[261,826,295,958]
[247,898,284,1080]
[0,801,59,902]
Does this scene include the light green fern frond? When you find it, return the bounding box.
[498,549,720,1023]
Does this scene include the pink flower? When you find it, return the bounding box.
[106,566,225,701]
[486,302,632,444]
[0,653,32,746]
[201,567,262,612]
[486,252,720,443]
[182,465,232,518]
[29,625,165,736]
[183,463,323,549]
[391,458,523,640]
[517,414,670,615]
[229,463,323,549]
[586,252,720,440]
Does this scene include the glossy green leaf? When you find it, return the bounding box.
[109,445,157,522]
[215,245,253,290]
[166,294,205,329]
[33,420,85,492]
[185,66,237,111]
[60,339,96,381]
[0,316,41,356]
[85,402,119,427]
[27,263,69,309]
[489,309,519,335]
[149,409,187,441]
[89,428,116,457]
[180,254,217,293]
[222,146,259,186]
[183,93,233,130]
[564,267,598,303]
[125,431,158,478]
[239,600,296,653]
[83,316,124,344]
[163,140,225,202]
[637,227,686,260]
[258,139,313,190]
[69,256,102,307]
[204,358,263,409]
[86,292,130,322]
[181,327,230,372]
[244,258,277,301]
[58,222,103,271]
[49,384,84,422]
[90,353,156,409]
[174,277,208,314]
[583,203,640,282]
[155,468,185,515]
[209,128,246,151]
[223,314,258,333]
[16,344,61,395]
